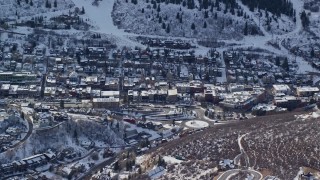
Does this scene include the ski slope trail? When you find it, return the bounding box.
[71,0,144,47]
[71,0,199,47]
[71,0,126,36]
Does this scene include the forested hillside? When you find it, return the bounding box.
[241,0,295,17]
[115,0,298,39]
[114,0,261,40]
[149,0,294,17]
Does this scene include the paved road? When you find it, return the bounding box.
[34,122,65,132]
[238,134,250,167]
[217,169,262,180]
[10,112,33,149]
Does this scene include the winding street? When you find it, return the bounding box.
[4,107,34,150]
[218,133,262,180]
[10,115,33,149]
[238,133,250,168]
[234,133,247,166]
[217,169,262,180]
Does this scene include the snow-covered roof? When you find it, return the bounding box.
[272,84,290,91]
[92,98,119,103]
[100,91,120,97]
[296,86,319,92]
[168,89,177,96]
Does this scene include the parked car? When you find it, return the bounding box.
[123,117,136,124]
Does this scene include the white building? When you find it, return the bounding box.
[272,84,291,96]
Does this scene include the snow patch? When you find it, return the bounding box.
[185,120,209,129]
[163,156,183,164]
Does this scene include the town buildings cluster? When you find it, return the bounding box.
[0,33,319,114]
[0,29,320,180]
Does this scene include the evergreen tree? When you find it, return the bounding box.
[204,11,208,18]
[244,22,248,35]
[191,22,195,30]
[203,21,207,28]
[230,7,235,15]
[224,5,228,14]
[81,6,85,14]
[282,58,289,71]
[54,0,57,8]
[311,48,315,58]
[275,57,280,66]
[131,0,137,4]
[162,22,166,29]
[301,11,310,29]
[187,0,195,9]
[45,0,51,8]
[166,24,170,33]
[203,0,209,9]
[164,15,168,21]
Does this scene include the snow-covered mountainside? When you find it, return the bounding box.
[112,0,261,40]
[0,0,74,18]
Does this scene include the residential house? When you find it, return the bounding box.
[219,159,235,170]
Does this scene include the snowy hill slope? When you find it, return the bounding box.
[144,113,320,179]
[0,0,74,18]
[112,0,261,40]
